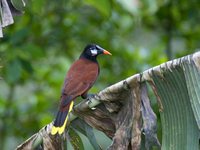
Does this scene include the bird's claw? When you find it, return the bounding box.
[86,100,96,110]
[86,94,96,110]
[86,99,92,105]
[86,94,95,101]
[91,107,96,110]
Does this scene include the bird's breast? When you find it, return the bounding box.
[62,58,99,96]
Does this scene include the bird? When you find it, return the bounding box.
[51,44,112,135]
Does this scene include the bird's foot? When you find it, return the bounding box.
[86,94,95,101]
[86,94,96,110]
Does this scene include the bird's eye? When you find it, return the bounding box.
[91,49,97,56]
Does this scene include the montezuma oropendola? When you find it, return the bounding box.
[51,44,112,135]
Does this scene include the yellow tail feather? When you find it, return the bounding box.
[51,101,74,135]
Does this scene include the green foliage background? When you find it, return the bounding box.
[0,0,200,149]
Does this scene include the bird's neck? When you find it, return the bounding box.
[79,54,98,63]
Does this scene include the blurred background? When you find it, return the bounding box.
[0,0,200,149]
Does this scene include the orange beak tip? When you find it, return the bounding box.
[103,50,112,55]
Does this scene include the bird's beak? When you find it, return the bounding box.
[103,50,112,55]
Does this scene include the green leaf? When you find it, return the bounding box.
[19,58,34,74]
[72,119,101,150]
[68,127,84,150]
[183,58,200,129]
[10,28,29,45]
[84,121,101,150]
[151,55,200,150]
[6,59,22,84]
[32,0,46,14]
[84,0,111,17]
[72,119,87,135]
[10,0,26,11]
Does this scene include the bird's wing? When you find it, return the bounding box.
[60,58,99,109]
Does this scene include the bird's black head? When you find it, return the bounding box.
[80,44,111,61]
